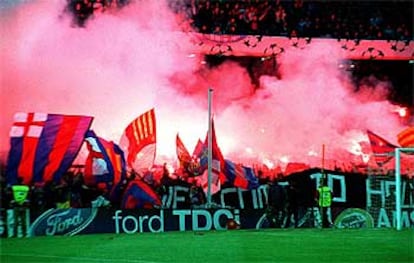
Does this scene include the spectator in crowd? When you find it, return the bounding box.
[190,183,206,208]
[10,177,30,237]
[31,183,47,214]
[0,172,12,210]
[316,177,333,228]
[266,180,287,228]
[69,172,85,208]
[285,180,299,228]
[60,172,78,208]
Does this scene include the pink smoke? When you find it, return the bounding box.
[0,1,408,170]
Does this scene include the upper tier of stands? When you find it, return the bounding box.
[67,0,413,40]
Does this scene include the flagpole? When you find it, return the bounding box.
[320,144,325,228]
[207,88,213,208]
[321,144,325,178]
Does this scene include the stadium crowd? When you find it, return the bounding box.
[0,165,210,213]
[183,0,413,40]
[2,0,411,229]
[67,0,413,40]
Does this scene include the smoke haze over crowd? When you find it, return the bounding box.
[0,1,407,169]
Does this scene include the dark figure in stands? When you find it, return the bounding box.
[266,180,287,228]
[31,183,47,213]
[190,184,206,208]
[70,172,85,208]
[285,181,300,228]
[158,163,172,195]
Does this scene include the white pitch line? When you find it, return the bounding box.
[1,253,163,263]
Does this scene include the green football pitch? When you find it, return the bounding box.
[1,228,413,263]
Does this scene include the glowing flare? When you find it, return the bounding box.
[279,156,289,163]
[398,107,408,118]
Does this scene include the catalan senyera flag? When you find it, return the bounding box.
[6,112,93,185]
[397,126,414,147]
[120,109,156,171]
[366,130,397,166]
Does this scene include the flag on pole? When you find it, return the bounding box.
[366,130,397,166]
[224,160,259,190]
[120,109,156,171]
[209,120,225,165]
[196,168,221,195]
[195,119,224,194]
[84,130,126,191]
[199,119,225,174]
[397,126,414,147]
[6,112,93,185]
[209,119,225,183]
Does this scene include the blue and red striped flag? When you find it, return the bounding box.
[121,179,161,209]
[84,130,126,192]
[6,112,93,185]
[224,160,259,190]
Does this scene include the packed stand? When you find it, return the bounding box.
[0,165,209,212]
[175,0,413,40]
[66,0,413,40]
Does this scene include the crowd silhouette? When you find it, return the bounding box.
[67,0,413,40]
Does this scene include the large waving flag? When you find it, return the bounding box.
[84,130,126,192]
[366,130,397,166]
[209,119,225,183]
[6,112,93,185]
[397,127,414,147]
[121,179,161,209]
[284,162,310,176]
[224,160,259,190]
[192,139,204,158]
[120,109,156,171]
[176,134,204,177]
[210,120,225,165]
[195,119,224,194]
[176,134,192,167]
[199,120,225,171]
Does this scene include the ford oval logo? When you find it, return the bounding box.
[30,208,97,236]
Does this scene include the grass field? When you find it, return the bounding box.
[1,228,413,263]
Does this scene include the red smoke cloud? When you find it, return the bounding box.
[0,1,408,170]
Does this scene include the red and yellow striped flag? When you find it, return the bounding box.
[397,126,414,147]
[121,109,156,169]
